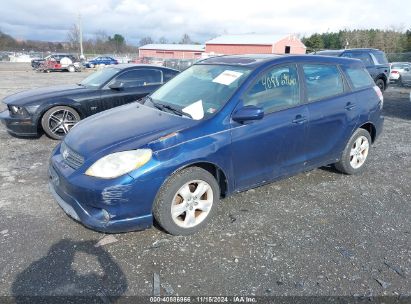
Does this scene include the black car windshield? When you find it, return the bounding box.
[150,64,251,120]
[80,67,119,88]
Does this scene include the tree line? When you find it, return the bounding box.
[3,26,411,56]
[302,28,411,54]
[0,25,199,55]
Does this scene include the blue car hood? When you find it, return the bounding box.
[3,84,92,106]
[64,103,196,157]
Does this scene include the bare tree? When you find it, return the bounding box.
[179,33,192,44]
[139,36,153,46]
[66,24,80,52]
[158,37,168,44]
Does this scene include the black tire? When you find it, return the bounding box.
[41,106,80,140]
[398,76,403,87]
[153,167,220,235]
[375,78,385,91]
[334,128,372,175]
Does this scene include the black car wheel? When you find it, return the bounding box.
[375,78,385,91]
[398,76,403,87]
[41,106,80,140]
[153,167,220,235]
[334,128,372,175]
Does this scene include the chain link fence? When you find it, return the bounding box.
[386,52,411,62]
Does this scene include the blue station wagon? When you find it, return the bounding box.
[49,54,384,235]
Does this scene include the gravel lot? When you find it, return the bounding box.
[0,62,410,299]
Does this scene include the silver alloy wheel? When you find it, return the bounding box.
[171,180,214,228]
[68,65,75,72]
[48,109,79,136]
[349,135,370,169]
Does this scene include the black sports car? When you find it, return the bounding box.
[0,64,179,139]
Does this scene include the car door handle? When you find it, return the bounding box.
[292,115,307,124]
[345,103,356,111]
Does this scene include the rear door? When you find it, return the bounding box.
[98,68,164,111]
[302,63,359,167]
[230,64,308,190]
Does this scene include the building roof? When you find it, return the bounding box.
[139,44,205,52]
[205,34,298,45]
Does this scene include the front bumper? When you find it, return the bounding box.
[0,110,38,137]
[48,149,165,233]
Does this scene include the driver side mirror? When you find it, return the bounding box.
[108,81,125,90]
[232,105,264,123]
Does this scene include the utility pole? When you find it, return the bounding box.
[78,14,84,58]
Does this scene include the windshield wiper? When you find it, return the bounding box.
[147,97,192,119]
[157,102,192,119]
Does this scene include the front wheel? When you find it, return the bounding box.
[41,106,80,140]
[334,129,372,175]
[153,167,220,235]
[67,65,75,73]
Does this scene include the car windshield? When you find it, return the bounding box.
[150,64,251,120]
[80,67,119,88]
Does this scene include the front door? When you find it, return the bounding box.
[230,64,308,191]
[98,68,163,113]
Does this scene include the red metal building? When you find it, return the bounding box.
[139,44,205,60]
[205,34,306,55]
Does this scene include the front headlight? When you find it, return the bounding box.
[9,105,26,116]
[85,149,152,179]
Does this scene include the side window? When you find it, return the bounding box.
[343,52,373,66]
[115,69,163,87]
[303,64,344,102]
[163,69,179,82]
[243,64,300,114]
[343,66,374,89]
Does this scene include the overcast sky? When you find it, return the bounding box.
[1,0,410,45]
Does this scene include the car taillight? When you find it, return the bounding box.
[391,71,399,74]
[373,86,383,109]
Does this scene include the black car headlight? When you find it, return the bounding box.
[8,105,27,116]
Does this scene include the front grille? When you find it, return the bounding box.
[60,142,84,170]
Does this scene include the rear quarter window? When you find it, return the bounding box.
[372,52,388,65]
[343,66,375,89]
[163,69,179,82]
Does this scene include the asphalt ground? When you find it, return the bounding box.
[0,62,409,299]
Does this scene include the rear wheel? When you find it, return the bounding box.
[334,129,371,175]
[398,76,403,87]
[153,167,219,235]
[375,78,385,91]
[41,106,80,140]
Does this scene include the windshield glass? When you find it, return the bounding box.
[80,67,119,88]
[150,64,251,120]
